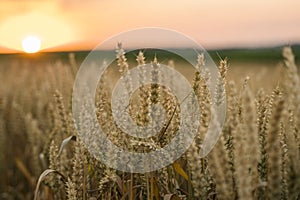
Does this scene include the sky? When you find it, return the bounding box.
[0,0,300,53]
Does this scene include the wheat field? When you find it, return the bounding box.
[0,46,299,200]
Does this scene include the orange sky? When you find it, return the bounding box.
[0,0,300,53]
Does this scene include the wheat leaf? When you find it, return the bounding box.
[57,135,76,157]
[173,161,188,181]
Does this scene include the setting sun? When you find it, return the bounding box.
[0,11,77,53]
[22,36,41,53]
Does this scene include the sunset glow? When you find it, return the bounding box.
[0,0,300,53]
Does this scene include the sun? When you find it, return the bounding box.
[22,36,41,53]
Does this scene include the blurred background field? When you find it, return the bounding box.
[1,45,299,92]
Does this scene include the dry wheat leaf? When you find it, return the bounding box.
[57,135,76,157]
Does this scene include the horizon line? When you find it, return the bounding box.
[1,43,299,55]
